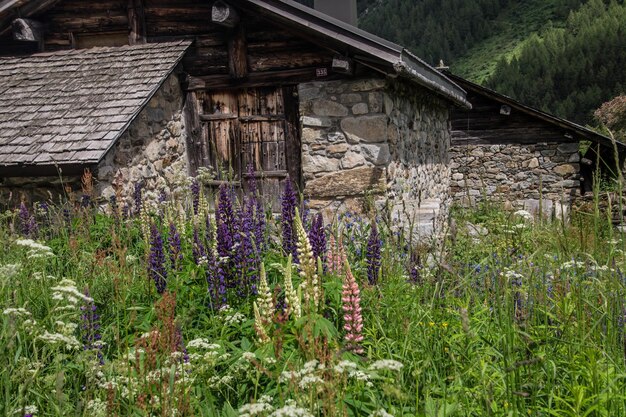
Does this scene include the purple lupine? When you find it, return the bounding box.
[148,223,167,294]
[216,184,236,258]
[234,205,259,297]
[206,247,227,309]
[80,194,91,208]
[81,288,104,365]
[366,222,382,285]
[18,202,31,237]
[191,178,200,215]
[158,189,168,204]
[308,213,327,266]
[192,227,206,265]
[133,182,143,215]
[281,180,298,262]
[174,325,190,363]
[168,222,183,270]
[408,252,421,285]
[245,165,266,253]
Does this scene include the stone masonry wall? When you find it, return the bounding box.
[96,71,190,205]
[298,77,451,244]
[449,142,580,217]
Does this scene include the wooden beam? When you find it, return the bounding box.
[228,25,248,80]
[185,67,343,90]
[127,0,146,45]
[12,18,42,42]
[212,0,239,28]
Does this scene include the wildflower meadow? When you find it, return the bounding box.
[1,174,625,417]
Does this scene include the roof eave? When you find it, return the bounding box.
[396,51,471,109]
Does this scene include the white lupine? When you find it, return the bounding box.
[283,254,301,319]
[294,208,320,312]
[257,263,274,322]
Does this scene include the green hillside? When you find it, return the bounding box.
[294,0,625,124]
[450,0,579,83]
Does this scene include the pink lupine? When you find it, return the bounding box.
[342,262,364,354]
[327,233,347,276]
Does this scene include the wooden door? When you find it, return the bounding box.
[191,87,300,208]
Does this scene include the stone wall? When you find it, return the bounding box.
[449,142,580,217]
[298,77,451,244]
[95,71,190,205]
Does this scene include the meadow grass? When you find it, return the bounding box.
[0,185,625,417]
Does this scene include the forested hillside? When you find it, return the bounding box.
[294,0,625,125]
[487,0,626,124]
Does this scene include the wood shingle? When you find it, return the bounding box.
[0,40,190,167]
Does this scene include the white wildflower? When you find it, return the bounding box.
[298,374,324,389]
[512,223,527,230]
[263,357,277,365]
[51,279,93,305]
[560,260,585,270]
[269,403,313,417]
[125,254,138,264]
[502,269,523,280]
[370,409,394,417]
[368,359,404,372]
[38,331,81,350]
[334,360,358,374]
[239,401,274,416]
[348,369,371,383]
[224,312,246,326]
[0,263,21,278]
[3,307,31,318]
[513,210,534,222]
[15,239,54,259]
[242,351,256,362]
[13,405,38,416]
[186,338,220,350]
[85,398,107,417]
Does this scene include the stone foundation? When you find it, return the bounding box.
[95,71,190,205]
[298,77,451,244]
[450,142,580,217]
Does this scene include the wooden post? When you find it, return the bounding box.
[128,0,146,45]
[228,25,248,80]
[212,1,239,28]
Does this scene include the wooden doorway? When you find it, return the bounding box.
[188,86,301,207]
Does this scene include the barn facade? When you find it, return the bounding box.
[0,0,470,241]
[445,73,624,218]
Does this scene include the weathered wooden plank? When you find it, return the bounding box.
[228,25,248,80]
[185,66,338,90]
[128,0,146,45]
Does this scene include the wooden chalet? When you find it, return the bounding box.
[0,0,471,241]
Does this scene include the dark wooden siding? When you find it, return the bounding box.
[452,92,576,145]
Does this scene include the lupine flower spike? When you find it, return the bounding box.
[294,207,320,314]
[253,301,270,344]
[366,222,382,285]
[148,223,167,294]
[283,254,301,319]
[257,263,274,321]
[281,180,298,262]
[342,261,364,354]
[308,213,327,269]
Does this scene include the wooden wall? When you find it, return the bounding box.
[0,0,341,85]
[451,92,577,145]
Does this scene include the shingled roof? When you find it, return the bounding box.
[0,40,190,169]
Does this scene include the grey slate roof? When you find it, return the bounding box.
[0,40,190,167]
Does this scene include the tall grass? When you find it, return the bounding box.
[0,182,625,416]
